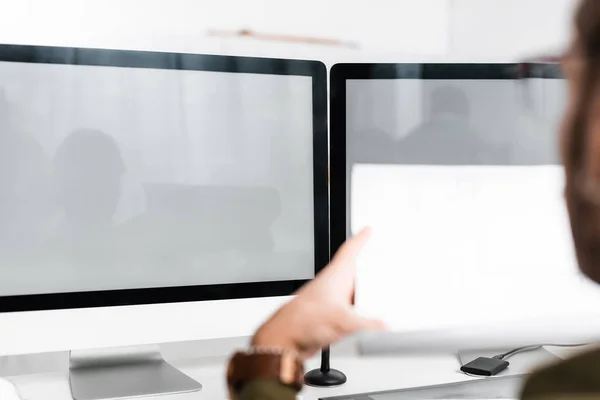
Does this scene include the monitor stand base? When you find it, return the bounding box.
[69,344,202,400]
[304,368,347,387]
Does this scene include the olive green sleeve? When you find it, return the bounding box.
[238,379,297,400]
[521,349,600,400]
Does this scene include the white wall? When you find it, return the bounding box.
[1,0,579,64]
[0,0,449,66]
[449,0,577,62]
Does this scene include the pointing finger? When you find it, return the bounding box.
[331,227,371,265]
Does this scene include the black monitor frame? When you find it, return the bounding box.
[0,44,329,312]
[329,63,563,256]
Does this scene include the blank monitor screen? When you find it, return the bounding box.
[0,46,323,298]
[330,64,587,334]
[331,64,567,237]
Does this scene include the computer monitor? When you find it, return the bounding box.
[329,62,565,259]
[0,44,328,399]
[328,63,590,353]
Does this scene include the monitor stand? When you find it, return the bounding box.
[69,344,202,400]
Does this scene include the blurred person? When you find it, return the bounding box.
[348,128,398,164]
[395,85,495,164]
[1,129,128,289]
[0,89,52,255]
[52,128,125,240]
[225,1,600,399]
[349,87,482,166]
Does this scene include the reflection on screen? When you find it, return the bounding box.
[345,77,567,231]
[0,61,315,295]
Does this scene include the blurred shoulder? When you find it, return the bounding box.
[521,348,600,399]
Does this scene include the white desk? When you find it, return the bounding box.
[3,353,477,400]
[3,338,579,400]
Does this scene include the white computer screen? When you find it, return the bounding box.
[345,75,600,332]
[0,60,315,295]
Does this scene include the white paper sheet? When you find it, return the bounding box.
[352,164,600,334]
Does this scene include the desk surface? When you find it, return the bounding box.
[5,354,476,400]
[4,342,580,400]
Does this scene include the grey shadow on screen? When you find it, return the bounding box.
[133,184,282,268]
[52,128,126,241]
[348,85,505,166]
[0,89,52,256]
[348,128,399,164]
[50,127,283,278]
[394,85,498,165]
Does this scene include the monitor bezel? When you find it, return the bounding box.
[0,44,329,312]
[329,63,563,256]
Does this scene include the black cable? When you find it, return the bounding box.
[492,343,588,361]
[460,343,590,377]
[492,345,542,360]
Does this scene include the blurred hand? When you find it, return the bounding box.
[251,228,386,359]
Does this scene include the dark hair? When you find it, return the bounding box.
[564,0,600,173]
[563,0,600,281]
[576,0,600,59]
